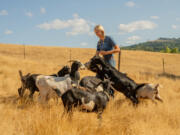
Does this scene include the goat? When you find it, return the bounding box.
[59,78,113,119]
[85,56,147,104]
[35,60,85,103]
[136,83,163,103]
[18,64,76,99]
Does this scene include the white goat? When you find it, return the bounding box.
[36,75,72,103]
[35,60,85,103]
[136,84,163,103]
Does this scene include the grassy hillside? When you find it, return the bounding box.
[122,37,180,52]
[0,43,180,135]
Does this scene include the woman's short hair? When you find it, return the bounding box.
[94,25,105,36]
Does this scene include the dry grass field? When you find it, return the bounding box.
[0,43,180,135]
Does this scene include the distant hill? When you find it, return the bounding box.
[122,37,180,52]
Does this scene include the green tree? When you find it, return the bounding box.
[164,46,171,53]
[171,48,179,53]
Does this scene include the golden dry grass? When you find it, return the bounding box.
[0,43,180,135]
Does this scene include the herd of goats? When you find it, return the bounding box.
[18,56,163,119]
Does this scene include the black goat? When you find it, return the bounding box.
[85,56,146,104]
[60,79,113,119]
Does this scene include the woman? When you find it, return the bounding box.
[94,25,120,67]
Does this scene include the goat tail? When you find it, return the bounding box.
[19,70,23,79]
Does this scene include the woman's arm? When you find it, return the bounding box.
[99,45,120,55]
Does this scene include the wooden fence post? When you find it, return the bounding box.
[118,51,121,71]
[162,58,165,74]
[118,45,122,72]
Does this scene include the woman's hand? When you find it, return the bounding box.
[99,51,108,55]
[98,45,120,56]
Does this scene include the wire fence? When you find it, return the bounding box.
[0,44,180,79]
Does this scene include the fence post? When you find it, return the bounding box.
[118,51,121,71]
[162,58,165,74]
[118,46,121,71]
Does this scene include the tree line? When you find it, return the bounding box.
[161,46,179,53]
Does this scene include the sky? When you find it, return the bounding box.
[0,0,180,48]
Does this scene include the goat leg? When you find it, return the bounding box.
[61,109,66,119]
[61,107,73,120]
[29,89,35,99]
[62,101,73,120]
[97,111,102,120]
[97,110,103,127]
[124,92,139,104]
[155,95,163,102]
[152,99,158,105]
[66,105,73,121]
[18,87,22,97]
[19,87,26,98]
[131,97,139,105]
